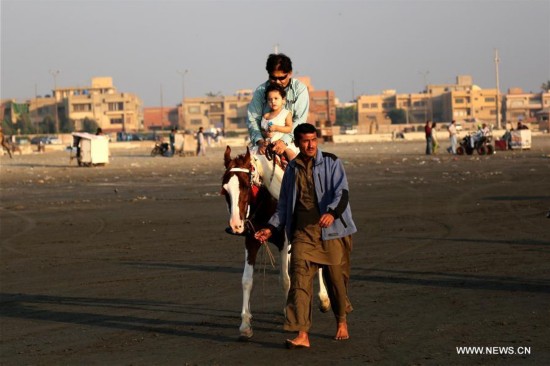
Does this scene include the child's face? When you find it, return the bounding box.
[267,91,284,111]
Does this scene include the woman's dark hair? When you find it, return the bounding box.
[294,123,317,142]
[265,83,287,101]
[265,53,293,74]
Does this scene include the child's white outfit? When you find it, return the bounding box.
[260,108,299,154]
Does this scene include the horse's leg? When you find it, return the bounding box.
[279,234,291,314]
[318,267,331,313]
[240,250,254,340]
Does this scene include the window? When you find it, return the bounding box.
[529,98,542,105]
[370,103,378,108]
[484,97,495,103]
[229,104,238,110]
[110,118,123,124]
[511,100,524,107]
[190,119,202,125]
[108,102,123,111]
[73,103,91,112]
[413,101,425,107]
[188,106,200,114]
[455,98,464,104]
[362,103,369,109]
[401,101,410,107]
[317,112,328,120]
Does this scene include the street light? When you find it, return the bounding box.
[49,69,60,133]
[494,49,501,130]
[177,69,189,129]
[419,70,430,121]
[177,69,189,102]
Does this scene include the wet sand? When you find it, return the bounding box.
[1,138,549,365]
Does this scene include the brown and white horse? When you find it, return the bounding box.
[221,146,330,340]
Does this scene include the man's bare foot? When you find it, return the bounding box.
[285,331,310,349]
[334,321,349,340]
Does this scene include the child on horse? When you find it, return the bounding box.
[260,83,298,163]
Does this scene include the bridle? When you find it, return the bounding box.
[224,159,277,267]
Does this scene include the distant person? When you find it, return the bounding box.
[424,120,432,155]
[447,120,458,154]
[169,128,177,156]
[261,83,299,161]
[247,53,309,157]
[518,121,529,130]
[431,122,439,154]
[0,127,13,159]
[196,127,206,156]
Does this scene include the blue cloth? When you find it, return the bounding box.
[269,148,357,241]
[247,78,309,146]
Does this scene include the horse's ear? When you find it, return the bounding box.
[224,146,232,168]
[244,147,251,165]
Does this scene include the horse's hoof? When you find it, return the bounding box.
[319,302,331,313]
[238,329,253,341]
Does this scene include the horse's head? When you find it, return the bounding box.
[221,146,254,234]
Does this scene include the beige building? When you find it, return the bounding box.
[61,77,143,132]
[357,90,430,133]
[181,93,252,133]
[1,77,143,133]
[357,76,509,133]
[504,88,550,126]
[441,87,500,124]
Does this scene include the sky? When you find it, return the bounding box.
[1,0,549,107]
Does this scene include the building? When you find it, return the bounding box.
[357,90,430,133]
[2,77,144,133]
[504,88,550,127]
[181,94,252,133]
[356,75,509,133]
[62,77,143,132]
[143,107,179,130]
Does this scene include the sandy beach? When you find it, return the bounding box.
[1,137,549,365]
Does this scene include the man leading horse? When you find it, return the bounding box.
[255,123,357,349]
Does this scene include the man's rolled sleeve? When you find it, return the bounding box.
[247,86,267,145]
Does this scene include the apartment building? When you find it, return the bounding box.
[504,88,550,125]
[356,76,516,132]
[2,77,144,133]
[63,77,143,132]
[441,87,500,123]
[357,90,430,133]
[143,107,179,130]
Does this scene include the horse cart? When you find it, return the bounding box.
[71,132,109,167]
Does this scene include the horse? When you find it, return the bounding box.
[221,146,330,340]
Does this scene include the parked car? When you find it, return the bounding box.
[30,136,61,145]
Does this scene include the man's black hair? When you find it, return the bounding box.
[294,123,317,143]
[265,53,293,74]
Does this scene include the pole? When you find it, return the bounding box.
[177,69,188,130]
[49,70,60,133]
[419,70,430,121]
[160,83,164,130]
[494,48,501,129]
